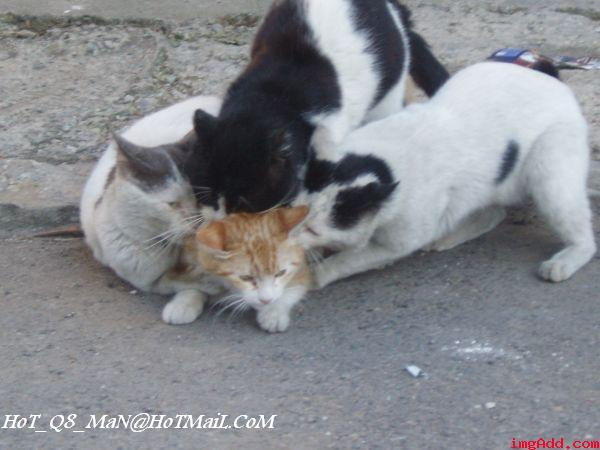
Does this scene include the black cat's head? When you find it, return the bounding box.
[192,109,312,217]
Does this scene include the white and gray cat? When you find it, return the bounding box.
[294,62,596,287]
[80,96,225,325]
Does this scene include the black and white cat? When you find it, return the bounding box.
[294,62,596,287]
[192,0,448,217]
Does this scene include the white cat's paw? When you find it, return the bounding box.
[162,291,205,325]
[314,266,336,289]
[256,307,290,333]
[538,260,576,283]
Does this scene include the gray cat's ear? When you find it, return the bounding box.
[277,205,310,234]
[113,133,147,165]
[193,109,217,143]
[113,133,172,188]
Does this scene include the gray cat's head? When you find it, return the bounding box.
[111,134,201,240]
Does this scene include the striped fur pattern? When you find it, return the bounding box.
[192,206,311,333]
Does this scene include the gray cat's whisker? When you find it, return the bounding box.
[144,229,176,243]
[183,216,204,222]
[145,232,176,249]
[144,227,186,252]
[144,237,172,251]
[182,216,204,225]
[144,223,190,245]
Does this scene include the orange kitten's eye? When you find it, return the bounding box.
[168,201,181,209]
[275,269,287,278]
[239,275,255,283]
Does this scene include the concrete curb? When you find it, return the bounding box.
[1,4,598,238]
[0,0,272,21]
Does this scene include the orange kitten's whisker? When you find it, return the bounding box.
[229,301,250,319]
[212,292,243,305]
[211,293,239,307]
[215,297,246,317]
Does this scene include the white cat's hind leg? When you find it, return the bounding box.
[426,206,507,252]
[536,194,596,283]
[527,129,597,282]
[162,290,206,325]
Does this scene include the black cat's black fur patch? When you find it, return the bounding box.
[406,30,450,96]
[496,141,520,184]
[351,0,405,105]
[177,132,221,210]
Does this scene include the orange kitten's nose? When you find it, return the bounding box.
[259,298,272,305]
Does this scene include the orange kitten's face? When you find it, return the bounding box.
[193,206,310,310]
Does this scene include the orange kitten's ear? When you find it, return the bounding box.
[196,221,227,252]
[277,206,310,233]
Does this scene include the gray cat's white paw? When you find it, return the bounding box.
[538,260,576,283]
[256,307,290,333]
[162,291,205,325]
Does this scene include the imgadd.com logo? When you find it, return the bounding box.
[511,438,600,450]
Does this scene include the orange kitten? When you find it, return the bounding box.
[188,206,311,333]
